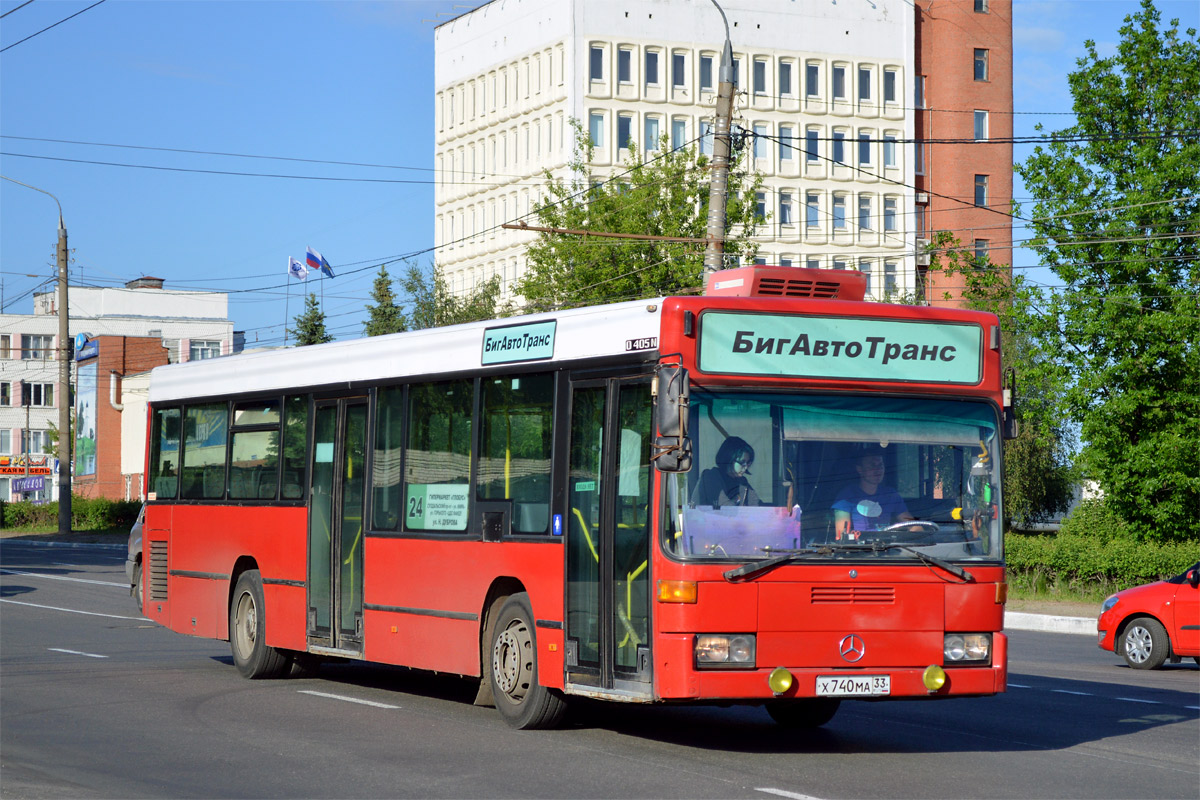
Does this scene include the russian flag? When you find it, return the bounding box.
[307,247,335,278]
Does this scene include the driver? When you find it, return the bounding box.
[832,446,913,540]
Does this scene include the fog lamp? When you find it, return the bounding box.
[923,664,947,691]
[768,667,794,695]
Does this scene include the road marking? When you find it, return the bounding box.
[756,789,823,800]
[1051,689,1093,696]
[298,690,400,709]
[1115,697,1160,705]
[1186,705,1199,711]
[0,568,126,587]
[0,598,146,621]
[1008,683,1031,688]
[48,648,108,659]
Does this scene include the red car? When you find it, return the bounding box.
[1097,562,1200,669]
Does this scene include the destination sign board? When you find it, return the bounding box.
[481,320,556,365]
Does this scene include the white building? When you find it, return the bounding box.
[434,0,918,303]
[0,278,240,502]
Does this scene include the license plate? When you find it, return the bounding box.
[815,675,891,697]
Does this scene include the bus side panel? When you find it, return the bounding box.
[363,538,564,683]
[161,505,308,649]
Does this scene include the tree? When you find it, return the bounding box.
[399,260,508,330]
[921,231,1074,528]
[1015,0,1199,541]
[514,121,765,310]
[291,293,333,345]
[364,264,405,336]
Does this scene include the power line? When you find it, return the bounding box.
[0,0,106,54]
[0,1,36,20]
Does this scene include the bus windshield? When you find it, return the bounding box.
[663,392,1003,563]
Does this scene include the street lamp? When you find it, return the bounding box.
[2,175,73,535]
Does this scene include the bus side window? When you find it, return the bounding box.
[181,403,228,500]
[405,380,473,532]
[150,406,180,498]
[478,373,554,534]
[372,386,404,529]
[281,395,308,500]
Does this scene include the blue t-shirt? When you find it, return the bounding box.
[832,484,909,531]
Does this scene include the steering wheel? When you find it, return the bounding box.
[882,520,940,533]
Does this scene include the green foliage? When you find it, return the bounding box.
[1,495,140,531]
[515,120,764,310]
[363,264,406,336]
[399,260,508,330]
[290,293,333,345]
[1014,0,1200,543]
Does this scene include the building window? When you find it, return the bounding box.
[755,192,767,222]
[975,0,989,12]
[833,195,847,230]
[590,45,603,81]
[975,174,989,206]
[645,116,660,151]
[806,128,818,162]
[915,141,925,175]
[884,262,898,295]
[974,49,989,81]
[0,382,9,406]
[915,75,926,108]
[858,195,872,230]
[618,114,632,149]
[833,131,845,164]
[807,257,820,270]
[779,192,793,225]
[858,66,871,101]
[700,54,713,91]
[884,69,897,103]
[671,118,686,150]
[672,52,685,88]
[806,193,819,227]
[833,259,847,271]
[974,110,989,140]
[916,204,927,236]
[779,62,793,96]
[779,257,792,267]
[645,50,659,86]
[753,58,767,95]
[732,57,741,89]
[21,334,53,360]
[883,135,897,168]
[700,120,713,156]
[0,334,9,358]
[190,340,221,361]
[884,198,898,231]
[22,430,48,455]
[618,48,632,83]
[858,132,872,165]
[975,239,990,263]
[779,125,796,161]
[753,123,768,159]
[0,429,9,453]
[589,112,604,147]
[859,259,873,293]
[806,63,819,97]
[832,65,846,99]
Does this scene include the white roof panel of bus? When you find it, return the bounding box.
[149,299,665,402]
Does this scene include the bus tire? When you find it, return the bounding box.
[1121,617,1170,670]
[230,569,292,679]
[489,593,566,729]
[766,698,841,728]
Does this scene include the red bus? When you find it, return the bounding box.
[141,266,1011,729]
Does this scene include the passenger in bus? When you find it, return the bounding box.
[690,437,760,508]
[832,446,913,539]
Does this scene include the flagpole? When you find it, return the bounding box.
[284,269,291,345]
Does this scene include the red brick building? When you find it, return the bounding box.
[72,336,169,501]
[915,0,1014,306]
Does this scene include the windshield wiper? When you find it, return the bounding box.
[722,542,975,583]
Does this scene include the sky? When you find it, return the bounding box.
[2,0,1197,348]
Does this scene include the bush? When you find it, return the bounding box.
[1006,498,1198,596]
[1,495,141,531]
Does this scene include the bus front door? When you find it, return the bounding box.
[565,378,654,697]
[307,397,367,654]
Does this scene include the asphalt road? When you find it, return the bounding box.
[2,540,1197,799]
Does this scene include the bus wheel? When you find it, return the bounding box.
[230,569,292,679]
[766,698,841,728]
[489,593,566,729]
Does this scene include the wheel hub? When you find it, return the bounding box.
[1125,626,1151,663]
[493,621,532,699]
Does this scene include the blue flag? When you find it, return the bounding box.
[307,246,335,279]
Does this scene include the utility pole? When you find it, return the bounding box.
[2,175,72,534]
[703,0,736,278]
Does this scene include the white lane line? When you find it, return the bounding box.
[1186,706,1199,711]
[0,598,146,621]
[298,690,400,709]
[48,648,108,659]
[1052,689,1093,696]
[1008,683,1032,688]
[755,788,824,800]
[1115,697,1160,705]
[0,568,126,587]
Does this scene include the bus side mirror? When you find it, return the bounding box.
[1002,367,1018,440]
[653,365,692,473]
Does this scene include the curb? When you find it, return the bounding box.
[1,539,125,552]
[1005,611,1095,637]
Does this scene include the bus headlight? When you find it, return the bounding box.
[695,634,756,668]
[944,633,991,663]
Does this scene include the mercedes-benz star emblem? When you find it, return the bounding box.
[838,634,866,663]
